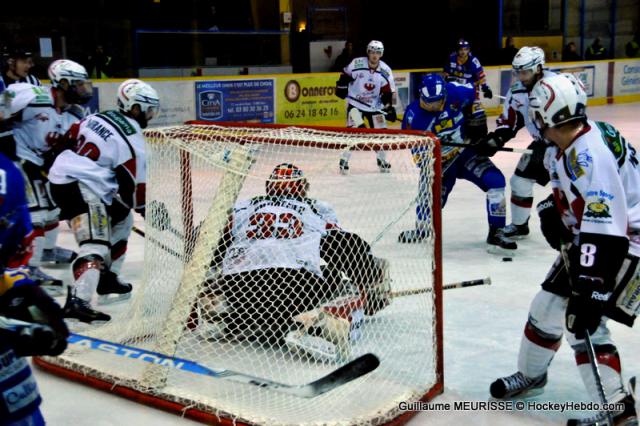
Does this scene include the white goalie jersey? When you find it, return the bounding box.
[222,197,339,277]
[10,83,85,166]
[549,120,640,257]
[48,110,146,209]
[343,57,395,112]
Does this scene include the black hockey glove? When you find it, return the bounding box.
[536,195,573,251]
[0,321,62,357]
[473,127,511,157]
[0,284,69,356]
[335,73,352,100]
[566,233,629,338]
[481,85,493,99]
[382,105,397,123]
[566,276,610,338]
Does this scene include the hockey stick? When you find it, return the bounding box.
[560,244,614,425]
[132,226,184,259]
[60,332,379,398]
[439,139,532,155]
[391,277,491,298]
[346,96,388,116]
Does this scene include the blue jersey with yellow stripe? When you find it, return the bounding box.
[402,82,476,166]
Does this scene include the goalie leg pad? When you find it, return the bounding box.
[285,296,365,363]
[517,290,565,378]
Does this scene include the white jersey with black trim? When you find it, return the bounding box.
[344,57,395,112]
[549,120,640,257]
[497,70,556,139]
[48,110,146,208]
[10,84,84,166]
[222,196,339,276]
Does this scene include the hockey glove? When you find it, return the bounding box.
[473,127,511,157]
[0,320,62,357]
[382,105,397,123]
[335,73,352,100]
[0,284,69,355]
[481,85,493,99]
[566,275,610,338]
[536,195,573,251]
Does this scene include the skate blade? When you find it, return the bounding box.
[339,169,348,175]
[378,168,391,174]
[489,387,545,401]
[487,245,517,256]
[97,292,132,306]
[42,285,65,297]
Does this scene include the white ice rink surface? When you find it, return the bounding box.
[32,103,640,425]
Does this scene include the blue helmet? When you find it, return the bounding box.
[457,39,470,50]
[420,74,447,103]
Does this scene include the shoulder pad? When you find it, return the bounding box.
[7,83,39,113]
[594,121,629,168]
[353,57,368,69]
[98,110,137,137]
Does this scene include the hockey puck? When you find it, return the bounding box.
[502,257,513,262]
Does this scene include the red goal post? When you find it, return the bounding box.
[35,121,444,426]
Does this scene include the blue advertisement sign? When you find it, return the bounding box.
[81,87,100,116]
[195,79,274,123]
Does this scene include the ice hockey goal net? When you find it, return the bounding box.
[35,122,443,425]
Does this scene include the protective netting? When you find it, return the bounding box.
[36,123,442,426]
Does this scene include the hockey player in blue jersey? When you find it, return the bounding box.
[398,74,516,254]
[0,88,68,425]
[444,39,493,100]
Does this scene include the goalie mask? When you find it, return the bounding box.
[528,73,587,132]
[266,163,309,198]
[48,59,93,105]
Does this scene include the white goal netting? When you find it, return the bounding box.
[36,123,443,426]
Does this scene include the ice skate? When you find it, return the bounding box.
[63,287,111,324]
[490,371,547,399]
[42,246,78,264]
[96,270,132,305]
[502,221,530,240]
[487,227,518,254]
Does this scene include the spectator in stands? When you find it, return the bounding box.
[562,42,582,62]
[626,32,640,58]
[499,36,519,65]
[585,37,607,60]
[331,41,354,72]
[86,45,113,79]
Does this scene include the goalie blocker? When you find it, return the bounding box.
[195,163,391,362]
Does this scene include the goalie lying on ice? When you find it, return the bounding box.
[196,163,391,362]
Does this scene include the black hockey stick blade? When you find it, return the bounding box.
[284,353,380,398]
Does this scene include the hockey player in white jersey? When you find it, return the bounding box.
[335,40,397,174]
[490,74,638,425]
[196,163,391,362]
[475,47,556,240]
[9,59,93,292]
[48,79,159,323]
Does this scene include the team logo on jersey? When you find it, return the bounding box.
[284,80,301,102]
[199,91,223,119]
[364,82,375,92]
[565,148,589,181]
[584,198,611,219]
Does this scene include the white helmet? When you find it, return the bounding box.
[48,59,93,104]
[512,46,545,72]
[528,73,587,131]
[367,40,384,55]
[117,79,160,123]
[48,59,89,88]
